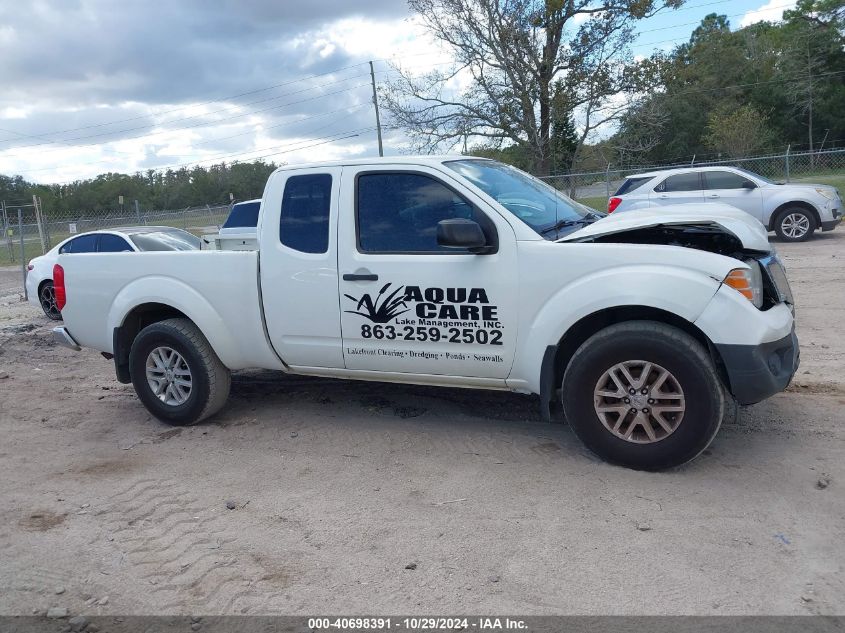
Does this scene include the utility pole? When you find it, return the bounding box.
[369,61,384,157]
[807,39,814,164]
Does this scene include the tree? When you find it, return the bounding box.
[609,6,845,164]
[383,0,683,175]
[702,104,774,157]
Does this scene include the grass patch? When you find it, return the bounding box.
[792,173,845,191]
[577,195,609,212]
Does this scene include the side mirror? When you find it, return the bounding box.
[741,180,757,190]
[437,218,487,250]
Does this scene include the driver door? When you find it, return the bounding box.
[337,165,519,379]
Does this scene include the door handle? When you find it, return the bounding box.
[707,194,720,198]
[659,194,669,199]
[343,272,379,282]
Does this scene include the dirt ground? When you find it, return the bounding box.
[0,232,843,617]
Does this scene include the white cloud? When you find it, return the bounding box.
[740,0,797,27]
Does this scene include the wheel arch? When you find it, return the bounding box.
[37,277,52,293]
[538,305,728,420]
[768,200,820,231]
[112,302,191,383]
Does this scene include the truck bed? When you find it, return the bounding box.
[58,250,283,370]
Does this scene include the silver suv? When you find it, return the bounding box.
[608,166,842,242]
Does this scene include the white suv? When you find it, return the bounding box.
[608,166,842,242]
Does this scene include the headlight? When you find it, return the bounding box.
[815,187,835,200]
[723,263,763,308]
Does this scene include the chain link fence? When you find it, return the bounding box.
[3,146,844,266]
[1,202,231,265]
[539,147,845,210]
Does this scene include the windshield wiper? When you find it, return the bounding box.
[540,216,596,235]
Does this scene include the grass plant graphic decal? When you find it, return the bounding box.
[344,283,410,323]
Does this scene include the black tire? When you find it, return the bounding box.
[774,206,815,242]
[38,280,62,321]
[561,321,724,471]
[129,318,230,426]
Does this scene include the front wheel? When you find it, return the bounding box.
[774,207,815,242]
[129,318,231,425]
[561,321,724,471]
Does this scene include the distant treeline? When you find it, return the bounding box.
[1,161,278,216]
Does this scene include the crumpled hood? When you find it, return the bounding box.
[559,203,771,252]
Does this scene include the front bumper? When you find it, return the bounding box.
[715,327,799,405]
[820,216,841,231]
[52,326,81,351]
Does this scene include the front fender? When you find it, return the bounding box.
[107,276,245,368]
[510,265,722,395]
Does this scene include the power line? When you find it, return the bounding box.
[633,1,796,38]
[12,105,374,175]
[41,130,371,185]
[0,61,449,162]
[0,75,376,152]
[0,61,374,143]
[0,57,434,147]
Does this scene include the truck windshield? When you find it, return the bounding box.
[445,159,602,239]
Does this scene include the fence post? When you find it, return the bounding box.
[2,200,13,263]
[38,197,51,250]
[32,195,46,254]
[134,199,141,224]
[605,164,611,201]
[785,144,791,182]
[18,209,26,300]
[690,154,696,167]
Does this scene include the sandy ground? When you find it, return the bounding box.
[0,232,843,617]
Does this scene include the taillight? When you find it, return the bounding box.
[53,264,66,310]
[607,197,622,213]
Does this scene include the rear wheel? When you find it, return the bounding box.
[129,318,230,425]
[774,207,815,242]
[39,281,62,321]
[561,321,724,471]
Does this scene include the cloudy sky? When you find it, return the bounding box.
[0,0,794,184]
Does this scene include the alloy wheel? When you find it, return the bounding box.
[145,346,193,406]
[593,360,686,444]
[781,213,810,239]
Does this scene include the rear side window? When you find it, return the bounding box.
[280,174,332,254]
[655,173,702,192]
[59,234,98,254]
[704,171,748,190]
[98,234,133,252]
[356,172,484,253]
[614,177,651,196]
[223,201,260,229]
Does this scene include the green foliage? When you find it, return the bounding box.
[611,4,845,163]
[0,160,277,218]
[703,104,774,157]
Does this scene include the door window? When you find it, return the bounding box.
[356,172,490,253]
[655,173,702,192]
[703,171,749,190]
[98,234,133,252]
[280,174,331,254]
[59,234,98,254]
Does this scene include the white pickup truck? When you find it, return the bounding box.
[53,156,798,470]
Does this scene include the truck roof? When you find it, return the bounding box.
[272,154,490,173]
